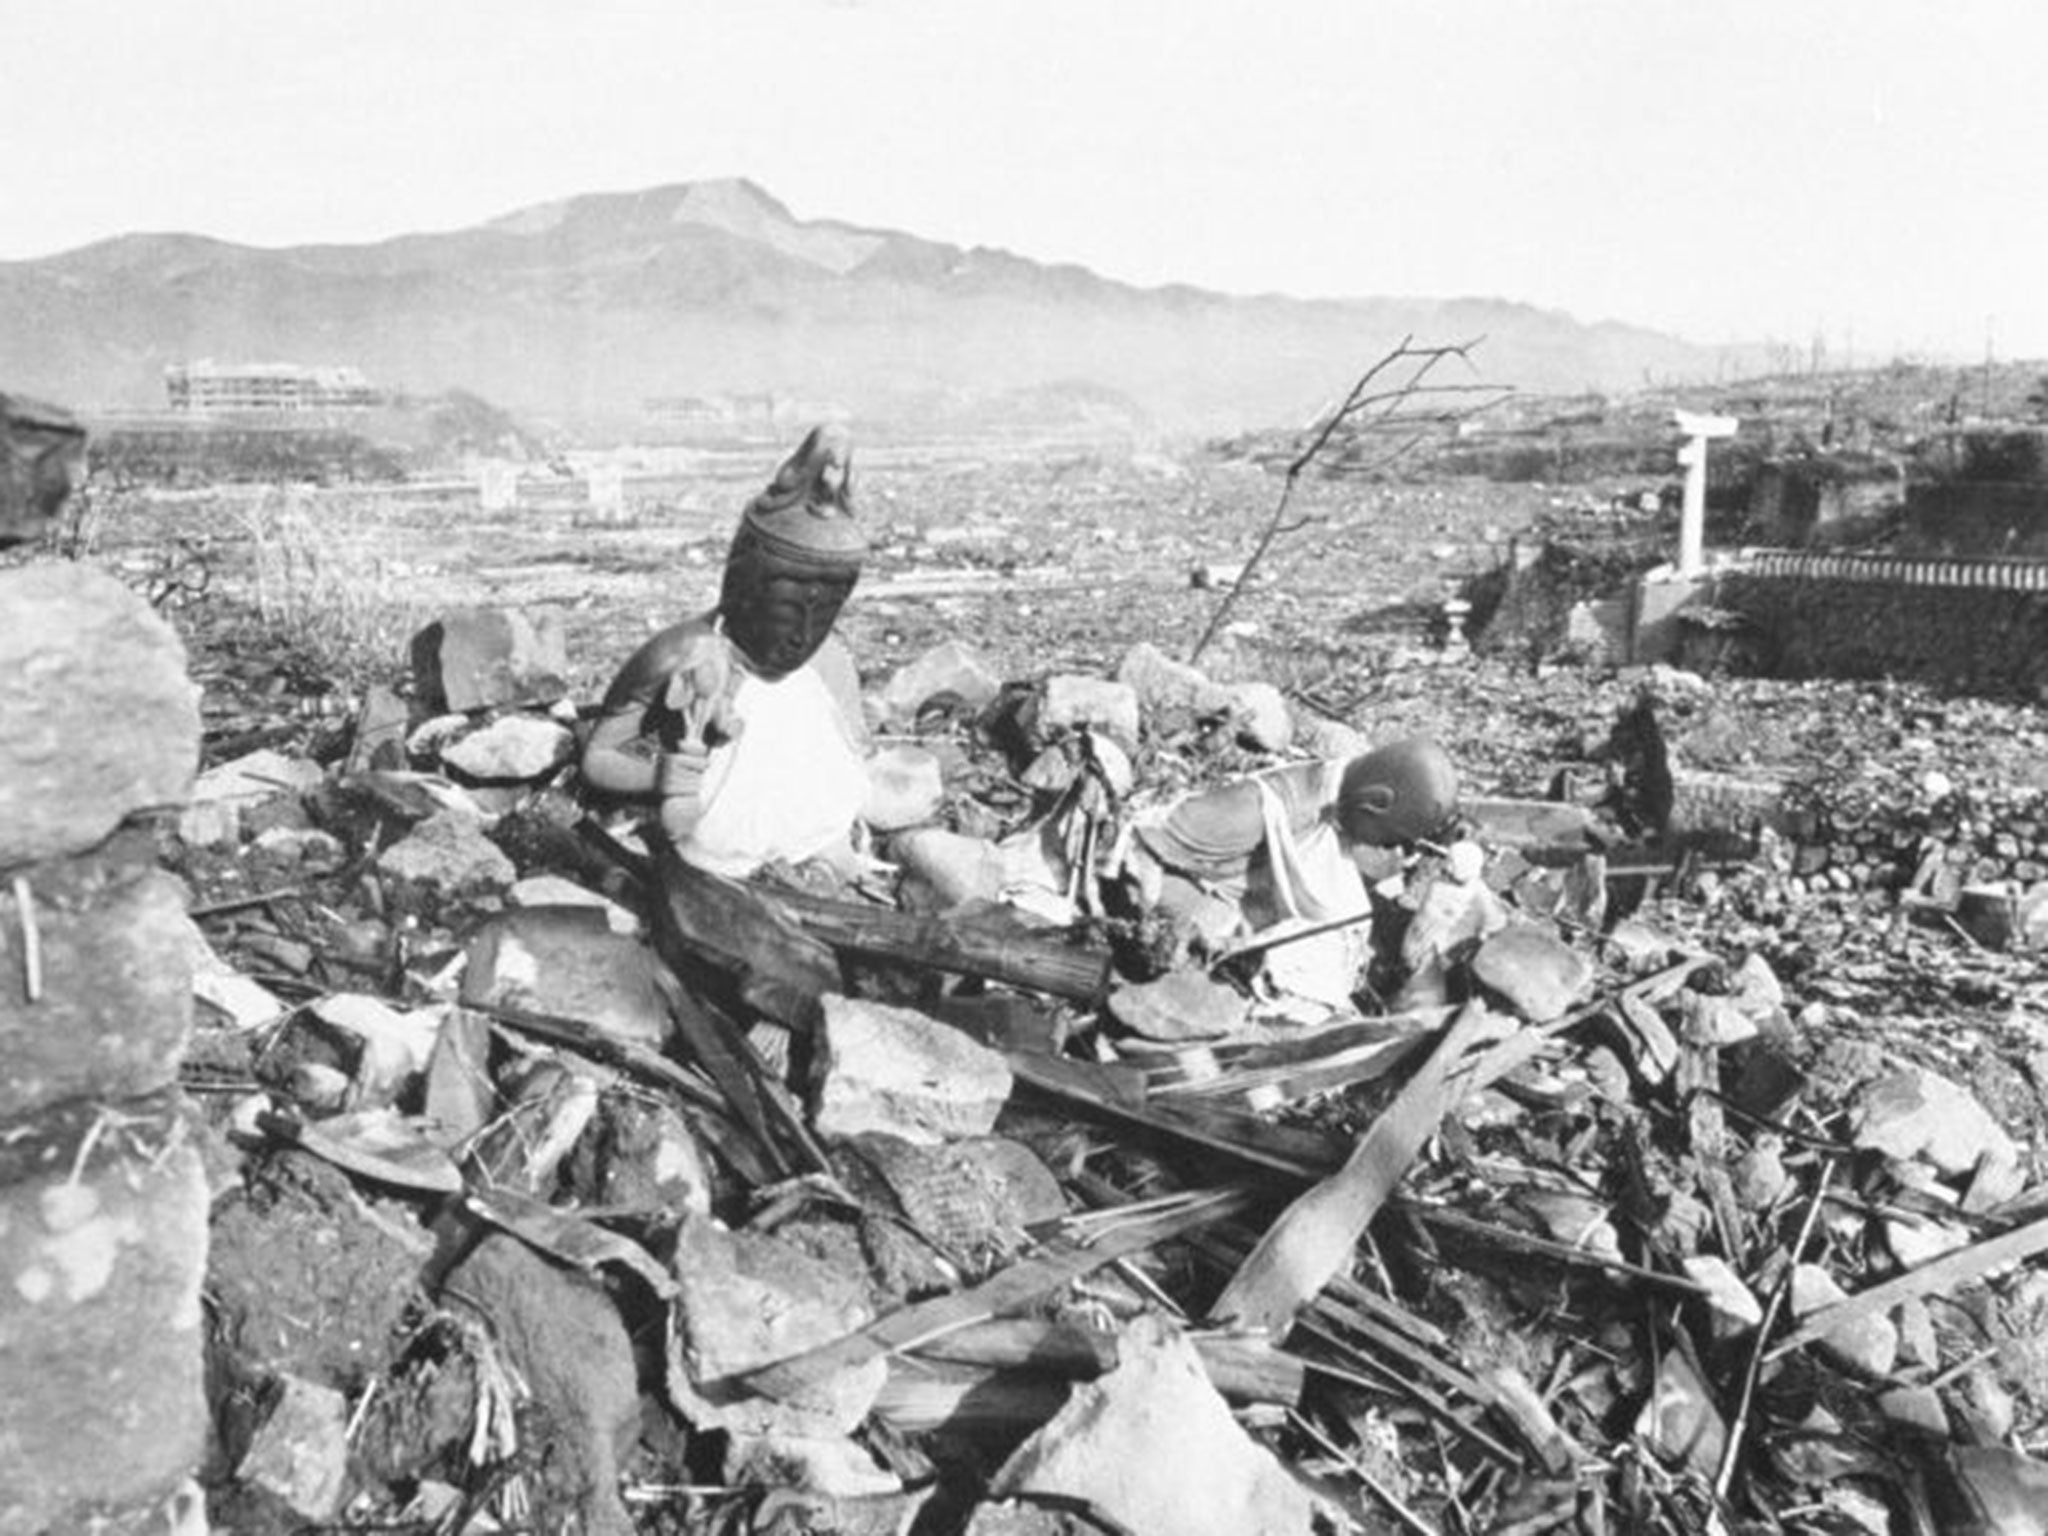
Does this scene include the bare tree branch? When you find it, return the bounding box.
[1189,337,1510,665]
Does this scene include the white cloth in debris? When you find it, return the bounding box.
[672,663,868,878]
[1245,777,1373,1010]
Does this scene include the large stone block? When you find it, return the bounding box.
[0,563,200,868]
[989,1316,1318,1536]
[0,1109,209,1536]
[460,906,673,1050]
[410,607,570,714]
[0,861,193,1119]
[812,995,1012,1146]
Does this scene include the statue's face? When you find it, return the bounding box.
[722,569,856,677]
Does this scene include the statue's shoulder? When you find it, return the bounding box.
[599,611,718,712]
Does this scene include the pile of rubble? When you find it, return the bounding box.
[17,579,2048,1534]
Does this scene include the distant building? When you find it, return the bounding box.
[165,360,377,414]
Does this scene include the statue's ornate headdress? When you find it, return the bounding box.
[726,424,864,576]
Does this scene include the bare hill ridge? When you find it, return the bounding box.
[1,177,1735,435]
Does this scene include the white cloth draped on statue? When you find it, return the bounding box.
[673,663,868,877]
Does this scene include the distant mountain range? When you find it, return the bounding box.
[0,178,1749,438]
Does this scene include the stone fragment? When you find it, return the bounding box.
[1115,642,1233,721]
[1731,1137,1791,1209]
[1681,1255,1763,1339]
[1884,1213,1971,1268]
[375,808,516,905]
[0,563,200,866]
[880,640,1003,724]
[1876,1384,1948,1437]
[0,1126,209,1535]
[990,1316,1319,1536]
[346,683,412,773]
[1852,1066,2023,1207]
[668,1214,886,1437]
[508,875,641,934]
[1107,970,1249,1043]
[813,995,1012,1146]
[441,1233,640,1536]
[461,907,673,1050]
[1636,1349,1725,1479]
[1225,681,1293,752]
[892,828,1007,908]
[236,1374,350,1522]
[1791,1263,1898,1377]
[410,606,570,713]
[1470,925,1594,1023]
[179,748,325,849]
[1032,675,1142,751]
[863,745,946,832]
[0,866,193,1119]
[439,714,575,783]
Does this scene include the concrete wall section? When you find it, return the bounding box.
[1718,557,2048,695]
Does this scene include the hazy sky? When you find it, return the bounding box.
[8,0,2044,358]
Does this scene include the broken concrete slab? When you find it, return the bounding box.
[0,563,201,867]
[461,906,674,1050]
[410,606,570,714]
[1106,970,1250,1043]
[989,1315,1319,1536]
[667,1213,887,1437]
[813,994,1013,1146]
[1470,924,1594,1023]
[879,639,1003,725]
[1852,1065,2024,1207]
[439,714,576,783]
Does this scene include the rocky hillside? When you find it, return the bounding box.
[1,178,1737,437]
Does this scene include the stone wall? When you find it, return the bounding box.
[0,562,208,1534]
[1716,552,2048,696]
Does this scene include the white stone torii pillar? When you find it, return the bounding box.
[1673,409,1739,576]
